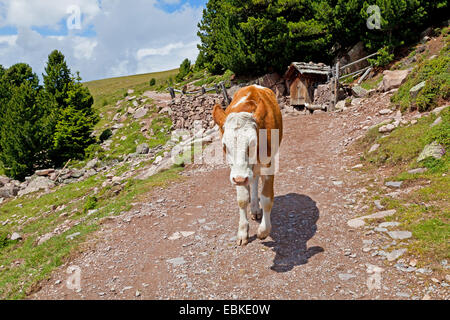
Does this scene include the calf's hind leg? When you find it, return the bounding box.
[257,175,274,240]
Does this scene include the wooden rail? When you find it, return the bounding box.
[167,81,231,106]
[332,51,379,109]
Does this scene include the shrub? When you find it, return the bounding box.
[83,196,98,213]
[149,78,156,86]
[368,46,394,67]
[99,128,113,143]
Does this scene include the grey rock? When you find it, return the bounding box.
[408,168,427,174]
[136,143,150,155]
[352,85,368,98]
[71,170,85,179]
[409,81,426,98]
[379,109,393,115]
[18,177,55,196]
[0,176,10,187]
[381,70,410,92]
[10,232,22,241]
[418,141,445,162]
[347,209,397,228]
[374,200,384,210]
[385,181,403,188]
[66,232,81,240]
[386,249,407,261]
[133,107,148,119]
[379,124,396,133]
[379,222,400,228]
[0,185,19,198]
[431,105,449,115]
[369,144,380,153]
[430,117,442,128]
[85,158,98,169]
[388,231,412,240]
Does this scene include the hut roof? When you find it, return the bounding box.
[285,62,331,79]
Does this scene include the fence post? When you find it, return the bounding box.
[220,81,231,106]
[168,87,175,99]
[331,61,339,112]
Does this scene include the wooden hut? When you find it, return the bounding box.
[284,62,331,107]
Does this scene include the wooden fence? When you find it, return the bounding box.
[167,81,231,105]
[331,51,379,110]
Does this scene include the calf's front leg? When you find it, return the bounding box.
[257,175,274,240]
[236,185,250,246]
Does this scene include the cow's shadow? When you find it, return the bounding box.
[262,193,323,273]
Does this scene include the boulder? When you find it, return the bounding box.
[133,107,148,119]
[410,81,426,98]
[335,100,347,110]
[85,158,98,169]
[352,85,368,98]
[0,176,10,188]
[381,70,410,92]
[18,176,55,196]
[0,184,19,198]
[136,143,150,155]
[418,141,445,162]
[379,124,396,133]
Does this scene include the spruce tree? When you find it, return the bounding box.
[43,50,71,108]
[51,79,98,165]
[0,82,47,180]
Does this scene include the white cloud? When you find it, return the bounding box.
[137,42,185,59]
[0,0,101,29]
[0,0,204,81]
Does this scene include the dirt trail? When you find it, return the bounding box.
[32,95,448,300]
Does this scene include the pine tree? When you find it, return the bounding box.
[0,82,49,180]
[51,79,98,165]
[43,50,71,108]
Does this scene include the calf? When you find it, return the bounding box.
[212,85,283,245]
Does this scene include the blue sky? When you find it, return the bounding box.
[0,0,207,81]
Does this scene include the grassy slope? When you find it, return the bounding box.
[355,29,449,271]
[84,69,178,108]
[0,69,182,299]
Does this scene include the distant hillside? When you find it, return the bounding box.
[84,68,179,109]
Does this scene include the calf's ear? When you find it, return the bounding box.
[212,104,226,128]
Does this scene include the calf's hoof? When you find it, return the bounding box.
[237,225,249,246]
[237,237,248,246]
[251,208,262,221]
[257,226,270,240]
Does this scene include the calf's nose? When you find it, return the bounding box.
[233,176,249,185]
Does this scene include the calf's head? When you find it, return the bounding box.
[212,105,258,186]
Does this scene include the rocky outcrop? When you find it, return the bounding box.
[18,176,56,197]
[380,70,411,92]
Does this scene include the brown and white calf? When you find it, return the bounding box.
[212,85,283,245]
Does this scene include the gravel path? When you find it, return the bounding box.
[32,97,449,300]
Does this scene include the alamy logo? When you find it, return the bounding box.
[67,5,82,30]
[366,5,381,30]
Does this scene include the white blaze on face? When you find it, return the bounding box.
[222,112,258,185]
